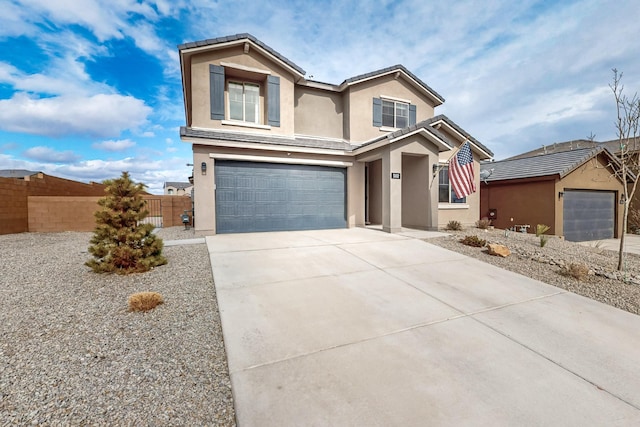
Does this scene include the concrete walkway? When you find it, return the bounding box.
[206,228,640,426]
[578,233,640,255]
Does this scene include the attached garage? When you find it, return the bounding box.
[563,190,615,242]
[215,161,347,233]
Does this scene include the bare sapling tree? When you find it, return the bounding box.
[610,69,640,271]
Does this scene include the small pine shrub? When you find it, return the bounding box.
[562,263,589,281]
[460,235,487,247]
[86,172,167,275]
[476,218,492,229]
[128,292,164,312]
[446,220,462,231]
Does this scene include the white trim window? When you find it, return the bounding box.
[382,99,409,129]
[229,81,260,123]
[436,165,466,203]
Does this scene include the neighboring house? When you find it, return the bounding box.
[163,181,193,196]
[0,169,41,179]
[178,33,493,234]
[480,147,628,241]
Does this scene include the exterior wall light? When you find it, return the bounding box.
[620,194,626,204]
[201,162,207,175]
[558,191,564,199]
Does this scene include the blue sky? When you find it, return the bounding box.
[1,0,639,193]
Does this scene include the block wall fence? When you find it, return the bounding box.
[0,174,192,234]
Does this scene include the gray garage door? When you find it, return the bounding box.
[215,160,347,233]
[563,190,615,242]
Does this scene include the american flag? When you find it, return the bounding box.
[449,141,475,199]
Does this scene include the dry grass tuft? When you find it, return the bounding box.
[128,292,164,312]
[561,263,590,281]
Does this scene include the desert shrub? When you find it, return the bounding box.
[446,220,462,231]
[460,235,486,247]
[128,292,164,312]
[86,172,167,274]
[535,224,550,236]
[536,224,551,248]
[561,263,590,281]
[475,218,492,229]
[540,235,549,247]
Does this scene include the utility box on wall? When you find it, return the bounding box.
[488,208,497,221]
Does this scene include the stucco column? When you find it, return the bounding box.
[347,162,365,228]
[382,147,402,233]
[428,154,439,230]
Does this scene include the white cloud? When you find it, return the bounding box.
[23,146,80,163]
[0,93,151,138]
[92,138,136,152]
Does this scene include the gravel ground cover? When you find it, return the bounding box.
[0,228,235,426]
[427,228,640,315]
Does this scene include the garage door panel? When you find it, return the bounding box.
[215,161,347,233]
[563,191,615,242]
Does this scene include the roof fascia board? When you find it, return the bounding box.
[432,119,492,159]
[297,80,341,92]
[180,39,305,79]
[340,69,443,105]
[180,135,352,156]
[389,129,452,151]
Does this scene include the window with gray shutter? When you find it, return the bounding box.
[267,75,280,127]
[209,64,225,120]
[372,98,382,127]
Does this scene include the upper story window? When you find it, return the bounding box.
[382,100,409,129]
[373,97,416,129]
[229,82,260,123]
[436,165,466,204]
[209,64,280,127]
[167,189,174,195]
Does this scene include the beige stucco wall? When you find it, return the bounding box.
[347,75,436,143]
[554,154,625,238]
[368,159,382,224]
[294,86,344,139]
[190,45,296,136]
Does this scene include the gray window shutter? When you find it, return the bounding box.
[409,104,417,126]
[209,64,225,120]
[373,98,382,127]
[267,75,280,127]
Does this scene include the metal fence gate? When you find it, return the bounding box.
[141,198,163,228]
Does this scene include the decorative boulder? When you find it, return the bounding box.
[488,244,511,258]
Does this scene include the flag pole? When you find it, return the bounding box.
[429,140,469,189]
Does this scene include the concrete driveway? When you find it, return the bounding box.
[579,233,640,255]
[206,228,640,426]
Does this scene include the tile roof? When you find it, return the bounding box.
[164,182,192,190]
[178,33,305,75]
[343,65,445,104]
[181,114,489,157]
[181,127,353,151]
[480,147,616,182]
[0,169,40,178]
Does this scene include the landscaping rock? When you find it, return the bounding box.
[487,243,511,257]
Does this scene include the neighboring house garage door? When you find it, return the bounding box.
[563,190,615,242]
[215,160,347,233]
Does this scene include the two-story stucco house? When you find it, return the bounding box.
[178,33,493,234]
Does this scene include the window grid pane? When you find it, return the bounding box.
[229,82,260,123]
[382,100,394,127]
[229,83,243,121]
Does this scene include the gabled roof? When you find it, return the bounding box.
[505,138,640,160]
[428,115,493,158]
[0,169,40,178]
[341,65,445,106]
[164,182,192,190]
[480,147,624,182]
[352,114,491,158]
[178,33,306,77]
